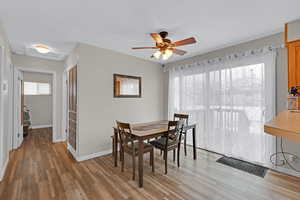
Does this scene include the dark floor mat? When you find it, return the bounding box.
[216,156,268,178]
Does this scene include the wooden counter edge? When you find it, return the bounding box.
[264,123,300,144]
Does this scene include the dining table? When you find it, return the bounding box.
[113,120,197,188]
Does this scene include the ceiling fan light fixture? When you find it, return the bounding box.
[162,54,169,60]
[132,32,196,59]
[153,50,162,59]
[162,49,173,60]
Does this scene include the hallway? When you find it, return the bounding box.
[0,128,70,199]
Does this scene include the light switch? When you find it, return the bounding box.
[2,81,8,94]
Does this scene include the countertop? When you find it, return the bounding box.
[264,110,300,144]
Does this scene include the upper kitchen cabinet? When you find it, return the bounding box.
[286,20,300,88]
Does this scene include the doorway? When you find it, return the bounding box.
[168,54,276,167]
[13,68,57,148]
[12,68,23,149]
[23,71,53,138]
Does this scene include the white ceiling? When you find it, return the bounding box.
[1,0,300,63]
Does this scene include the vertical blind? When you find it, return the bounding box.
[168,52,276,166]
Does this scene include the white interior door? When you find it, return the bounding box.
[13,68,23,149]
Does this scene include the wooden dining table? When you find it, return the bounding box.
[113,120,197,188]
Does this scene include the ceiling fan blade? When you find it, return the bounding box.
[172,37,196,47]
[132,47,158,50]
[150,33,163,44]
[172,48,187,55]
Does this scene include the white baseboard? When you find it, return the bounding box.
[76,149,112,162]
[67,143,111,162]
[31,124,52,129]
[271,165,300,178]
[53,138,66,143]
[0,158,9,181]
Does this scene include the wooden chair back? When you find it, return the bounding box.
[165,120,184,147]
[116,121,134,148]
[174,113,189,126]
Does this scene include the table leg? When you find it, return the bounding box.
[114,130,118,167]
[275,136,278,167]
[138,138,144,187]
[192,127,197,160]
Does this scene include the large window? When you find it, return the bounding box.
[24,82,51,95]
[168,53,276,166]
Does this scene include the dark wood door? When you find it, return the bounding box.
[68,66,77,150]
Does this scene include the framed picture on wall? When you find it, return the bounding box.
[113,74,141,98]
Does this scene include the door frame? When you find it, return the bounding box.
[0,46,5,172]
[12,68,24,149]
[8,63,14,151]
[15,67,58,143]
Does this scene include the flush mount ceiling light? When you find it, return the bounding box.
[34,45,51,54]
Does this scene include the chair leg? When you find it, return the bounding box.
[119,143,122,161]
[132,154,135,180]
[151,149,155,173]
[164,150,168,174]
[121,149,125,172]
[177,144,181,168]
[150,151,153,166]
[112,137,115,158]
[184,136,187,156]
[173,149,176,163]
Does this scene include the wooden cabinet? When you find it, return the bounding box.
[288,40,300,88]
[286,21,300,88]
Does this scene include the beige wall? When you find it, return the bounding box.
[65,45,79,69]
[76,43,164,157]
[23,72,52,127]
[12,55,65,141]
[0,21,12,180]
[287,19,300,42]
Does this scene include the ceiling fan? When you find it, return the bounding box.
[132,31,197,60]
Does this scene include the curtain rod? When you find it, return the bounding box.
[164,44,285,72]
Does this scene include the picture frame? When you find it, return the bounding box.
[113,74,141,98]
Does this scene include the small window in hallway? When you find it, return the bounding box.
[24,82,51,95]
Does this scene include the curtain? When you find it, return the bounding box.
[168,51,277,166]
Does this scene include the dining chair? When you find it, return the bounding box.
[150,120,184,174]
[116,121,155,180]
[174,113,189,156]
[111,128,122,162]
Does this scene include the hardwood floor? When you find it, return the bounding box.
[1,128,300,200]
